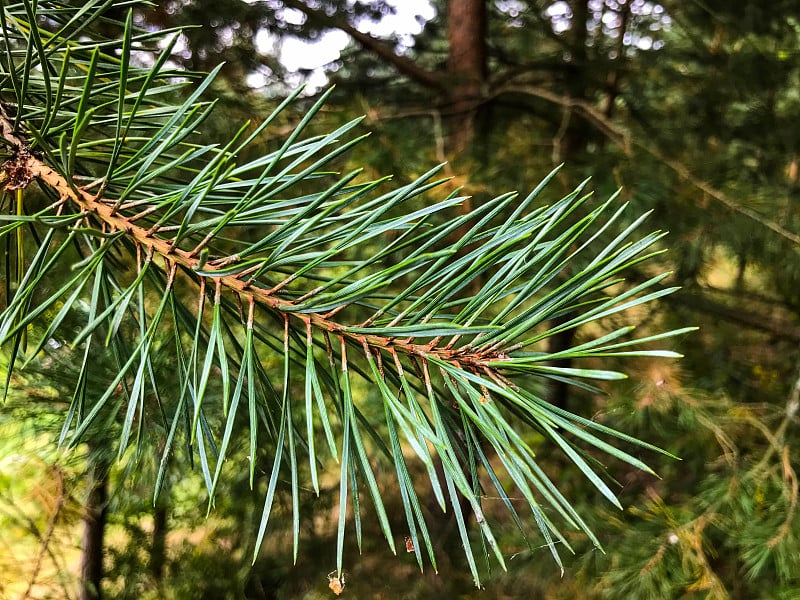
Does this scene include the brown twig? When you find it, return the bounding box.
[0,113,511,375]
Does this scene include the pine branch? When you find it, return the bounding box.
[0,112,516,374]
[0,1,694,584]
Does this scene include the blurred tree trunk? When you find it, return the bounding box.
[546,0,592,410]
[446,0,487,155]
[149,501,168,583]
[557,0,590,160]
[80,462,108,600]
[547,314,577,410]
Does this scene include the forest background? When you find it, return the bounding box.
[2,1,800,599]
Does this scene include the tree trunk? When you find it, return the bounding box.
[546,0,591,409]
[80,464,108,600]
[557,0,590,160]
[149,501,168,583]
[546,314,577,410]
[446,0,487,156]
[602,2,631,120]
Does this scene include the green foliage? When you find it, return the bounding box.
[0,0,693,591]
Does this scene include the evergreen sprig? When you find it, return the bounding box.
[0,0,691,585]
